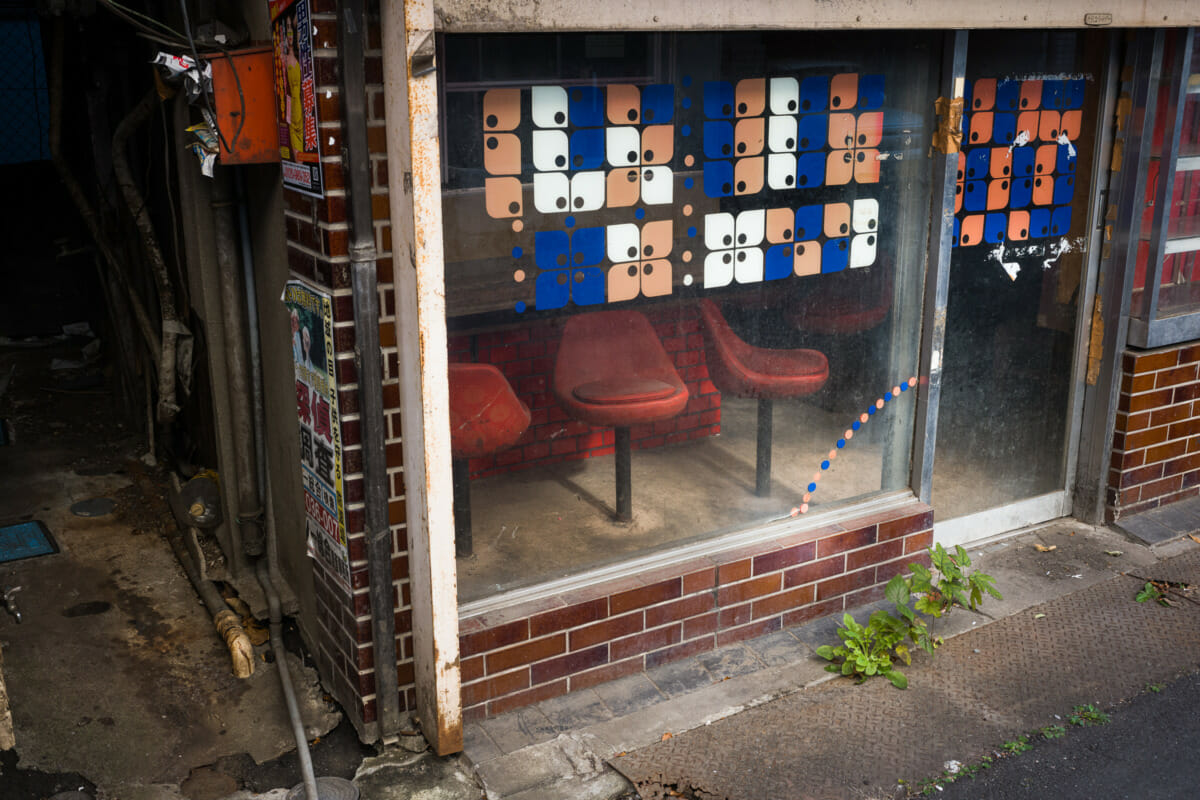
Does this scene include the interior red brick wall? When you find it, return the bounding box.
[1108,344,1200,521]
[281,0,414,738]
[457,503,933,719]
[448,303,721,479]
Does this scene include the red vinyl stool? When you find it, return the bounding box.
[699,299,830,496]
[448,363,531,556]
[553,310,689,522]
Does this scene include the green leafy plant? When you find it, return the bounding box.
[815,610,910,689]
[818,545,1000,689]
[1147,683,1164,693]
[1002,735,1033,755]
[1039,724,1066,739]
[1135,581,1174,607]
[1068,704,1110,726]
[910,543,1003,616]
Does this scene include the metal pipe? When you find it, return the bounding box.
[234,170,268,508]
[211,173,266,558]
[257,559,320,800]
[339,0,402,739]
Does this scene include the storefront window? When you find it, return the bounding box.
[438,31,938,602]
[1129,28,1200,345]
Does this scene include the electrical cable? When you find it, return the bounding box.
[97,0,189,45]
[176,0,245,156]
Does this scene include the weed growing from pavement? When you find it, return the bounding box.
[1147,683,1164,693]
[817,544,1001,688]
[1068,703,1111,726]
[902,706,1112,796]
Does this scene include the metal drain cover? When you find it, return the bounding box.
[70,498,115,517]
[286,777,359,800]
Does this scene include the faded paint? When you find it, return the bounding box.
[433,0,1200,32]
[1086,291,1105,385]
[383,0,464,756]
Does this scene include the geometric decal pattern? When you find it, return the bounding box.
[954,77,1085,249]
[480,73,887,311]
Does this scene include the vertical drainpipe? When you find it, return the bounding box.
[381,0,463,755]
[338,0,402,739]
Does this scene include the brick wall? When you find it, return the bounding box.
[457,502,933,719]
[448,303,721,479]
[283,0,414,738]
[1108,344,1200,520]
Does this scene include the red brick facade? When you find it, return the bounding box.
[458,503,933,719]
[1108,344,1200,520]
[448,304,721,479]
[282,0,414,736]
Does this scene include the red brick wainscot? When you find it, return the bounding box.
[457,501,933,720]
[1108,344,1200,521]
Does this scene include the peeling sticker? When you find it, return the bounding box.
[1009,129,1030,152]
[931,349,942,373]
[1056,132,1077,158]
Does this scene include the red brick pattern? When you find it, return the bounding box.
[458,503,933,719]
[447,304,721,479]
[1108,344,1200,520]
[282,0,415,736]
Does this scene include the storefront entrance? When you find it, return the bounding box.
[932,30,1108,544]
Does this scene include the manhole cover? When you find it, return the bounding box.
[70,498,115,517]
[286,777,359,800]
[0,520,58,563]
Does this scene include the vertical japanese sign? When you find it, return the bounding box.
[284,280,350,591]
[268,0,324,197]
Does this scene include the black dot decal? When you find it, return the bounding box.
[797,244,807,255]
[573,197,584,208]
[858,134,867,145]
[1035,177,1043,186]
[867,235,875,246]
[722,182,732,193]
[573,155,584,166]
[783,246,792,257]
[574,271,584,282]
[644,245,654,256]
[1004,166,1010,175]
[644,149,655,161]
[627,264,638,276]
[1021,98,1029,107]
[554,111,565,124]
[626,150,638,163]
[574,252,583,264]
[800,138,809,148]
[557,254,568,266]
[722,144,732,155]
[645,109,655,121]
[737,142,747,154]
[799,175,808,186]
[869,218,876,229]
[737,102,747,114]
[788,100,797,111]
[627,109,638,121]
[643,169,654,181]
[723,235,733,246]
[832,97,841,107]
[857,151,866,163]
[557,272,568,284]
[802,100,811,110]
[556,197,567,209]
[644,263,654,275]
[971,133,979,142]
[785,175,794,186]
[626,246,637,259]
[722,104,732,116]
[723,253,732,264]
[508,202,519,214]
[839,241,847,250]
[840,223,848,234]
[783,229,792,240]
[737,251,746,262]
[1021,228,1028,236]
[736,181,746,192]
[555,155,566,167]
[486,114,498,128]
[1002,180,1009,189]
[486,137,499,150]
[738,233,747,244]
[974,98,982,108]
[627,170,638,183]
[963,234,971,243]
[786,138,795,149]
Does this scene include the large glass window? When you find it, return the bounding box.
[1129,28,1200,346]
[439,31,938,602]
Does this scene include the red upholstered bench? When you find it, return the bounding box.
[553,310,689,522]
[448,363,531,556]
[699,299,829,496]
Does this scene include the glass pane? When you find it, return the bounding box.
[934,31,1104,520]
[1157,36,1200,317]
[439,31,938,602]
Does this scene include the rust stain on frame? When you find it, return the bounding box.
[1086,292,1104,385]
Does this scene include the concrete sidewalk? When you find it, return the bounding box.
[354,518,1200,800]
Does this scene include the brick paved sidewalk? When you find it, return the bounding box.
[610,547,1200,800]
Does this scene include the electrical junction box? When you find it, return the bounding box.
[206,46,281,165]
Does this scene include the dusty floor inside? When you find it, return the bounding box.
[458,389,1040,603]
[0,337,370,799]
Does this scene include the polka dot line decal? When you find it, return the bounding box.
[790,377,918,516]
[954,77,1083,249]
